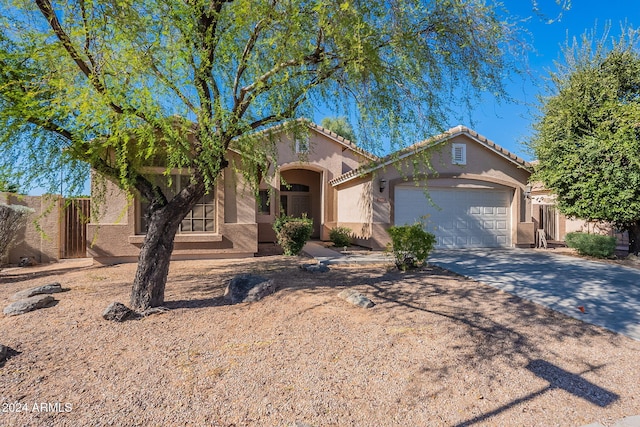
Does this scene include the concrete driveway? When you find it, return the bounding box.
[428,249,640,341]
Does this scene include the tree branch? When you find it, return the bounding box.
[233,7,274,101]
[79,0,98,71]
[35,0,152,123]
[148,59,197,113]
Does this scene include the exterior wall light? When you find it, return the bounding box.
[379,178,387,193]
[524,184,532,199]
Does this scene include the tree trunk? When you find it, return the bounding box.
[129,205,183,311]
[629,221,640,256]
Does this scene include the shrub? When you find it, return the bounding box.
[387,223,436,270]
[329,226,351,248]
[565,232,617,258]
[273,214,313,256]
[0,203,34,263]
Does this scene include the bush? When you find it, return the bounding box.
[0,203,34,262]
[387,223,436,270]
[565,232,617,258]
[273,215,313,256]
[329,226,351,248]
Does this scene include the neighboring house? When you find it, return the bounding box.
[529,182,628,249]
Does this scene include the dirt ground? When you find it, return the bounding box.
[1,254,639,427]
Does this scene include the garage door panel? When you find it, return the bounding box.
[395,187,511,248]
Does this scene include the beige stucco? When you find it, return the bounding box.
[333,130,535,249]
[1,192,62,265]
[88,122,372,263]
[256,125,373,243]
[87,151,258,264]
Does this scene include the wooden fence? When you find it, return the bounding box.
[62,198,90,259]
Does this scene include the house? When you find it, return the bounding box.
[331,125,535,250]
[2,122,626,267]
[86,122,375,264]
[86,122,543,264]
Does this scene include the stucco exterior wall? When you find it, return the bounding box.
[1,193,62,265]
[257,128,369,242]
[336,134,534,249]
[88,152,258,264]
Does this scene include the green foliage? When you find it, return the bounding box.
[0,203,34,262]
[529,27,640,251]
[565,232,617,258]
[329,226,352,248]
[321,117,356,142]
[0,0,525,198]
[387,224,436,271]
[273,215,313,256]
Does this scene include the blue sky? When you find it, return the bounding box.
[441,0,639,161]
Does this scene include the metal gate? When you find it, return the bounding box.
[62,198,90,259]
[539,205,557,240]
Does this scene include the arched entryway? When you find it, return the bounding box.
[279,168,322,238]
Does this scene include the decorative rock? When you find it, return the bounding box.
[4,294,55,316]
[18,257,36,267]
[10,282,63,301]
[102,302,139,322]
[300,263,330,273]
[338,289,375,309]
[225,274,276,304]
[0,344,7,363]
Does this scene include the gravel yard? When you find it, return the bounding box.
[1,256,639,426]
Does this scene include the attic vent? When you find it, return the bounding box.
[452,143,466,165]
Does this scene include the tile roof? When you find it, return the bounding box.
[329,125,532,186]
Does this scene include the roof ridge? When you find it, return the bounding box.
[329,126,531,186]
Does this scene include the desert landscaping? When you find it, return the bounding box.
[1,254,639,427]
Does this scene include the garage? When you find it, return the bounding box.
[394,187,512,248]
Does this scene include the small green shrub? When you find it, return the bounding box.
[387,223,436,270]
[565,232,617,258]
[329,226,351,248]
[273,215,313,256]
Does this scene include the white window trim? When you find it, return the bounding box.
[452,143,467,165]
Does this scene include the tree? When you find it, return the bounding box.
[321,116,356,142]
[0,179,19,193]
[1,0,523,311]
[529,28,640,254]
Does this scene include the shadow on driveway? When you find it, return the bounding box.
[429,249,640,341]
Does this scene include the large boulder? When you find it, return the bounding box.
[102,302,139,322]
[225,274,276,304]
[338,289,375,309]
[10,282,63,301]
[4,294,55,316]
[300,263,330,273]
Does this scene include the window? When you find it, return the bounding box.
[258,190,270,215]
[295,137,309,153]
[139,174,215,234]
[280,183,309,192]
[452,143,466,165]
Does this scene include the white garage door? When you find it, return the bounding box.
[395,187,512,248]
